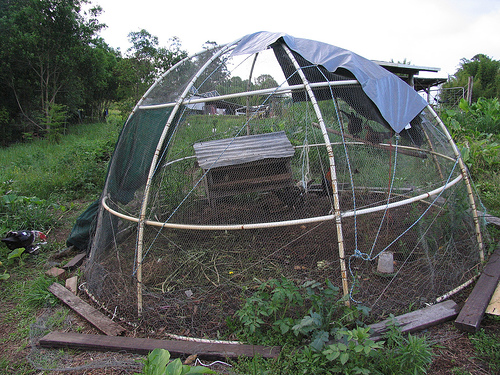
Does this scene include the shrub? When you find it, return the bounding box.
[136,348,215,375]
[234,278,368,348]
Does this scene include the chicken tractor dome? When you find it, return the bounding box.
[82,32,486,336]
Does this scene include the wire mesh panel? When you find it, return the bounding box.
[84,33,486,337]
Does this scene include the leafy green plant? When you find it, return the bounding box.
[6,247,26,261]
[41,103,68,144]
[235,278,369,350]
[317,320,432,375]
[235,277,304,346]
[374,316,433,375]
[106,108,126,127]
[292,280,369,351]
[458,97,500,134]
[322,326,384,374]
[135,348,216,375]
[440,97,500,216]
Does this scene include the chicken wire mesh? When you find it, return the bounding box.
[83,33,486,339]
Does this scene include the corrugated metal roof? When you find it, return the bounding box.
[193,131,295,169]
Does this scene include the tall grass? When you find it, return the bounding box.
[0,121,120,237]
[0,122,120,201]
[440,98,500,216]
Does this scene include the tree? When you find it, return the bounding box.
[443,54,500,103]
[77,38,121,120]
[255,74,278,90]
[117,30,188,100]
[155,36,188,75]
[0,0,111,138]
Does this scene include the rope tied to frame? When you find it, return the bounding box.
[352,248,371,261]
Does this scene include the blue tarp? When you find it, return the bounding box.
[232,31,428,133]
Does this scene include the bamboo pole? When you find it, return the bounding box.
[427,105,484,262]
[138,80,360,110]
[103,174,462,231]
[422,127,444,180]
[135,43,237,317]
[435,275,479,303]
[99,51,195,319]
[246,53,258,135]
[282,44,350,304]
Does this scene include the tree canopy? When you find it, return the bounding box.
[114,29,188,100]
[443,54,500,102]
[0,0,187,145]
[0,0,108,137]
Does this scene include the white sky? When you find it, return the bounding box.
[93,0,500,78]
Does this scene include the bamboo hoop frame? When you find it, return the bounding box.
[102,141,463,231]
[117,38,484,318]
[135,43,238,317]
[281,44,350,303]
[102,173,462,231]
[138,80,360,110]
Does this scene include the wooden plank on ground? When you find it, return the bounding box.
[455,244,500,332]
[486,281,500,316]
[368,300,460,341]
[48,282,125,336]
[62,253,86,270]
[39,331,280,359]
[46,267,65,280]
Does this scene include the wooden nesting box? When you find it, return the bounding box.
[193,131,295,203]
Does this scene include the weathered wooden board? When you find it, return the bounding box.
[455,244,500,332]
[39,331,280,359]
[62,253,86,270]
[369,300,460,341]
[486,281,500,316]
[46,267,65,280]
[48,282,125,336]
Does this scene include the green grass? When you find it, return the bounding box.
[0,121,119,373]
[0,121,119,201]
[0,231,77,373]
[470,318,500,374]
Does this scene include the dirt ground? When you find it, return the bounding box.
[427,318,499,375]
[1,208,499,374]
[91,191,482,339]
